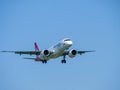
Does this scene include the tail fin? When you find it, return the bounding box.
[34,42,40,59]
[34,42,40,51]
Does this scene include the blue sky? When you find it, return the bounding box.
[0,0,120,90]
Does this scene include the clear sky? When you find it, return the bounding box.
[0,0,120,90]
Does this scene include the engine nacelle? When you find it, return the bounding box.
[68,50,77,58]
[41,50,50,57]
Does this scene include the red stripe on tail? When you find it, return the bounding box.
[34,42,41,61]
[34,42,40,51]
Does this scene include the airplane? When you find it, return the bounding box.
[1,38,95,64]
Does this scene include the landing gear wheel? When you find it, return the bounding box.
[64,60,66,63]
[61,60,63,63]
[42,60,47,64]
[44,60,47,64]
[61,60,66,64]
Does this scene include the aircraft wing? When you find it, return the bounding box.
[1,51,41,55]
[64,50,95,55]
[77,50,95,55]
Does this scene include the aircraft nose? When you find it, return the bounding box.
[66,41,73,46]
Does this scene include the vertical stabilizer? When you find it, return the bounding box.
[34,42,40,51]
[34,42,40,61]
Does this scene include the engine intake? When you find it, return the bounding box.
[68,50,77,58]
[41,50,50,56]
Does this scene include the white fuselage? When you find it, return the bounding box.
[40,38,73,60]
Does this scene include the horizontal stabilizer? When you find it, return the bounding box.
[23,58,36,60]
[23,57,42,62]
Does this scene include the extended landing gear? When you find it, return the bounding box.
[61,55,66,64]
[61,60,66,63]
[42,60,47,64]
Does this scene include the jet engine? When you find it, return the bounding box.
[41,50,50,57]
[68,50,77,58]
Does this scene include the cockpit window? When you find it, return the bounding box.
[64,39,71,41]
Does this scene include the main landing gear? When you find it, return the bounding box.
[61,55,66,64]
[42,60,47,64]
[61,60,66,63]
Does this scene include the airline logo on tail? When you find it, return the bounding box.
[34,42,41,61]
[34,42,40,51]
